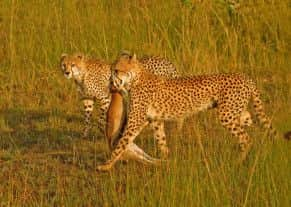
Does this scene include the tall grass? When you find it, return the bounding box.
[0,0,290,206]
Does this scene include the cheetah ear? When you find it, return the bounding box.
[76,54,83,60]
[120,50,131,56]
[131,53,137,62]
[60,53,67,61]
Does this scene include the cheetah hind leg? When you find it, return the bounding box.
[219,110,253,163]
[240,110,253,127]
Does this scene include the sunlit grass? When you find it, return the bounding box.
[0,0,290,206]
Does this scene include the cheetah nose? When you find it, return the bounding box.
[65,71,70,75]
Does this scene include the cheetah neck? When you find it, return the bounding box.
[73,71,86,87]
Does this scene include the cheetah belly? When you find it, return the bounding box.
[147,99,215,121]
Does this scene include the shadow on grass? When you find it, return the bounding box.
[0,108,106,165]
[0,107,83,126]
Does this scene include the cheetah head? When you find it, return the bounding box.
[111,52,141,93]
[60,53,86,79]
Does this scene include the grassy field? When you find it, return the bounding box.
[0,0,290,206]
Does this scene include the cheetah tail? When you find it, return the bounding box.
[251,87,277,139]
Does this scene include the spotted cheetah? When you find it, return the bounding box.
[60,53,179,163]
[96,53,277,171]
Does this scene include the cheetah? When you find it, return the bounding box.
[60,52,179,163]
[96,53,277,171]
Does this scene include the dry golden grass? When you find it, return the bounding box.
[0,0,290,206]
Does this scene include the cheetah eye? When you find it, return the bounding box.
[71,63,76,67]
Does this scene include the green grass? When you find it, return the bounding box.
[0,0,290,206]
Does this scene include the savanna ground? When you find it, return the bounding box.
[0,0,290,206]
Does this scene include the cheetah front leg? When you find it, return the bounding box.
[219,109,252,162]
[97,120,150,171]
[97,100,110,137]
[82,99,94,138]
